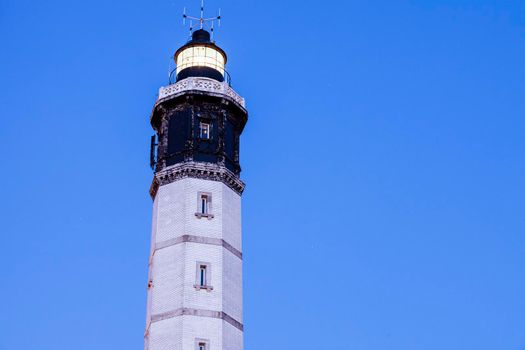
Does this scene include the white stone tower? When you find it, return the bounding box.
[144,26,248,350]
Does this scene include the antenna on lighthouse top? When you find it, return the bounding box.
[182,1,222,40]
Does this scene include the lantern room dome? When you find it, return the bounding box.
[174,29,227,83]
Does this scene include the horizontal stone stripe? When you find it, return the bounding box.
[155,234,242,259]
[151,308,243,331]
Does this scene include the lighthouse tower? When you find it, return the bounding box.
[145,23,248,350]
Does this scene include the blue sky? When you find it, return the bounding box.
[1,0,524,349]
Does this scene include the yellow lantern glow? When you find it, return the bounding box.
[175,45,226,77]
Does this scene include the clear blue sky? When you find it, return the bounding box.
[1,0,524,349]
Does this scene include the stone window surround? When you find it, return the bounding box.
[199,121,211,140]
[195,191,214,219]
[194,261,213,291]
[195,338,210,350]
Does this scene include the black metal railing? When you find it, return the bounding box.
[168,67,232,86]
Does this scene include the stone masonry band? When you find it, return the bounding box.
[150,307,244,332]
[154,234,242,260]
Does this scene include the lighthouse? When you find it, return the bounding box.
[144,18,248,350]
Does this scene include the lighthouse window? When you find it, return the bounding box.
[199,122,210,139]
[195,192,213,218]
[201,195,208,213]
[199,265,207,286]
[194,263,213,291]
[195,339,209,350]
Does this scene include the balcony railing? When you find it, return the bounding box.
[158,76,245,108]
[169,67,232,86]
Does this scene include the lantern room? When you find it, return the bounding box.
[174,29,227,83]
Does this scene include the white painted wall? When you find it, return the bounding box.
[146,177,243,350]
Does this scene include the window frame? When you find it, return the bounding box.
[195,192,214,219]
[199,264,207,286]
[199,122,211,140]
[195,339,210,350]
[194,262,213,291]
[200,195,209,214]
